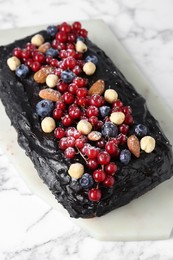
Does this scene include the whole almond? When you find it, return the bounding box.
[39,89,61,102]
[34,66,54,84]
[88,80,105,96]
[38,42,51,53]
[127,135,140,158]
[88,131,102,141]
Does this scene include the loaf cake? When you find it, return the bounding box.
[0,21,173,218]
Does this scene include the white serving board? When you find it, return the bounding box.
[0,20,173,241]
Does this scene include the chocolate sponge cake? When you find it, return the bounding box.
[0,21,173,218]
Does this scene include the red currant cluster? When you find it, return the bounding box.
[12,21,88,76]
[53,82,134,201]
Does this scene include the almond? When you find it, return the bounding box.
[88,131,102,141]
[38,42,51,53]
[39,88,61,102]
[127,135,140,158]
[34,66,54,84]
[88,80,105,96]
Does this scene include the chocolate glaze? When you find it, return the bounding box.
[0,30,173,218]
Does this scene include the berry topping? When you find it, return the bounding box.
[88,188,101,202]
[15,64,29,78]
[101,122,118,138]
[36,99,54,117]
[46,48,58,57]
[97,151,111,165]
[135,124,148,137]
[93,169,106,182]
[64,147,76,159]
[85,55,98,64]
[61,70,75,83]
[105,162,117,175]
[120,149,131,165]
[99,106,111,118]
[54,127,65,139]
[103,176,115,187]
[79,173,94,189]
[47,25,58,37]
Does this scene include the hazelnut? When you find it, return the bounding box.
[88,131,102,141]
[41,117,56,133]
[83,62,96,75]
[140,136,156,153]
[46,74,59,88]
[77,120,92,135]
[75,41,87,53]
[68,163,84,179]
[7,56,21,71]
[104,89,118,103]
[110,112,125,125]
[31,34,45,47]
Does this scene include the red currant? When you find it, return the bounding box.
[67,49,76,58]
[62,92,75,105]
[86,106,99,117]
[46,56,53,64]
[117,133,127,145]
[122,106,132,114]
[60,23,71,33]
[72,65,82,75]
[103,176,115,187]
[59,137,68,150]
[80,28,88,38]
[13,47,22,58]
[88,188,101,202]
[66,43,75,50]
[89,95,105,107]
[66,136,75,147]
[105,141,119,156]
[62,115,73,126]
[67,33,76,43]
[105,162,117,175]
[50,59,59,67]
[69,106,81,119]
[76,88,88,98]
[93,169,106,182]
[87,159,98,170]
[75,137,86,149]
[59,50,68,59]
[56,101,66,110]
[54,68,62,77]
[119,124,129,134]
[68,83,78,94]
[64,147,76,159]
[21,49,31,59]
[88,116,98,126]
[56,31,68,43]
[25,42,36,51]
[54,127,65,139]
[72,21,82,30]
[33,52,45,63]
[31,61,41,72]
[64,57,76,69]
[96,138,105,148]
[86,147,99,159]
[112,99,123,108]
[73,77,88,87]
[97,151,110,165]
[57,82,69,93]
[25,58,33,68]
[53,109,63,120]
[77,96,89,107]
[124,114,134,125]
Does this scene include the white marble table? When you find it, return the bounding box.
[0,0,173,259]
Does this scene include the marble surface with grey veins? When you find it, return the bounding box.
[0,0,173,259]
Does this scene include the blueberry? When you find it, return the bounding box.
[61,70,75,83]
[36,99,54,117]
[15,64,29,79]
[47,25,58,37]
[85,55,98,65]
[79,173,94,189]
[135,124,147,137]
[120,149,131,165]
[99,106,111,118]
[76,36,85,42]
[46,48,59,57]
[101,122,118,138]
